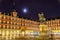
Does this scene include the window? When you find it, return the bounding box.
[9,21,11,24]
[0,20,1,24]
[5,22,7,24]
[12,25,14,29]
[3,21,5,24]
[17,23,19,25]
[0,25,1,28]
[11,26,12,29]
[14,26,16,29]
[5,25,7,29]
[18,23,20,26]
[0,15,2,19]
[15,23,17,25]
[13,22,15,25]
[3,25,5,29]
[11,17,12,20]
[7,21,9,24]
[15,18,17,22]
[7,16,9,20]
[1,25,3,29]
[14,18,16,21]
[2,16,4,19]
[25,24,29,27]
[9,18,11,21]
[1,21,3,24]
[16,26,19,29]
[3,16,6,20]
[22,23,24,26]
[11,22,13,24]
[24,23,25,26]
[17,19,20,22]
[7,25,9,29]
[9,25,10,29]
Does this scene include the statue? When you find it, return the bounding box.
[38,12,49,40]
[38,12,46,22]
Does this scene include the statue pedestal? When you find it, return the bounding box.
[39,24,49,40]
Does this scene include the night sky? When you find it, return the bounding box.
[0,0,60,21]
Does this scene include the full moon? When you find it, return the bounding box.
[23,8,27,13]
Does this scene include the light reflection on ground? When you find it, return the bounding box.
[0,37,40,40]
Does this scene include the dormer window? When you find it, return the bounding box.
[11,10,18,17]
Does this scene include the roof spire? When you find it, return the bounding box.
[10,1,18,17]
[13,1,16,11]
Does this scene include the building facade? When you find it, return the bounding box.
[0,11,40,39]
[44,19,60,40]
[1,10,60,39]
